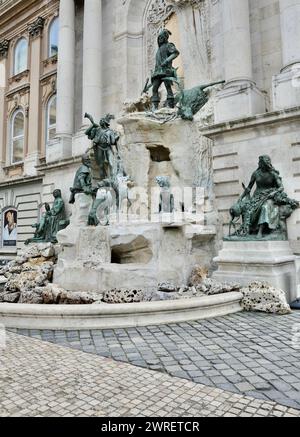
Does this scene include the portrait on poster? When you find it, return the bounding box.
[2,208,17,247]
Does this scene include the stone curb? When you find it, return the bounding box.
[0,292,243,330]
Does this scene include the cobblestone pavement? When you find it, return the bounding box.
[11,311,300,410]
[1,332,300,417]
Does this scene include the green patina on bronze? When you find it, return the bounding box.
[88,179,113,227]
[84,113,120,180]
[226,155,299,241]
[175,81,225,121]
[69,154,94,204]
[150,29,180,110]
[26,189,69,244]
[71,118,133,227]
[144,28,225,120]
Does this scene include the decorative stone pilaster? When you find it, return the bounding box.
[0,39,9,60]
[214,0,265,122]
[167,0,203,8]
[51,0,76,163]
[28,17,45,39]
[25,17,45,176]
[0,40,8,177]
[272,0,300,110]
[82,0,102,124]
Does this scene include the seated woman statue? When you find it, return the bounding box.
[229,155,299,240]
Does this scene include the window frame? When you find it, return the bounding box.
[48,17,59,58]
[13,37,28,76]
[45,94,57,145]
[10,109,25,165]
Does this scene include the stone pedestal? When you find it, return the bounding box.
[214,82,266,123]
[272,0,300,109]
[214,0,265,122]
[53,115,217,294]
[54,218,216,293]
[272,67,300,110]
[55,0,75,160]
[23,152,40,177]
[46,137,73,163]
[213,241,298,302]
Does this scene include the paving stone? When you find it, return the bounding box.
[235,382,255,392]
[13,311,300,412]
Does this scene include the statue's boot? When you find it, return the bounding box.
[151,96,160,111]
[166,97,175,108]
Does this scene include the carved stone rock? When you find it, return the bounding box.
[241,281,292,315]
[197,278,241,295]
[102,288,144,304]
[189,265,208,286]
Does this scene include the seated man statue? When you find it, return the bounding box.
[26,189,69,244]
[69,154,94,204]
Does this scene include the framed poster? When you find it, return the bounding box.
[2,208,17,247]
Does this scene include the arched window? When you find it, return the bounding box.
[46,95,56,143]
[14,38,28,75]
[11,110,24,164]
[48,17,59,57]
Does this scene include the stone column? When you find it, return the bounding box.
[25,17,45,176]
[49,0,75,163]
[214,0,265,122]
[0,40,9,178]
[273,0,300,110]
[82,0,102,124]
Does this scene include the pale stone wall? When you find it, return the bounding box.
[107,0,286,114]
[74,0,83,132]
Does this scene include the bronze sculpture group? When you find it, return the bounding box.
[68,112,132,226]
[143,29,225,121]
[26,28,299,243]
[227,156,299,241]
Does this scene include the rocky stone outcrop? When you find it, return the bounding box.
[17,284,102,305]
[0,291,20,303]
[241,282,292,315]
[189,265,209,286]
[0,243,58,303]
[102,288,144,304]
[19,289,44,304]
[123,93,151,114]
[196,277,291,315]
[158,282,177,293]
[197,278,241,295]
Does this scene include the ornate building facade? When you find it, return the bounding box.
[0,0,299,260]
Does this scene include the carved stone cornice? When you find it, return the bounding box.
[0,39,9,60]
[28,16,45,39]
[43,55,58,68]
[167,0,204,8]
[8,69,29,85]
